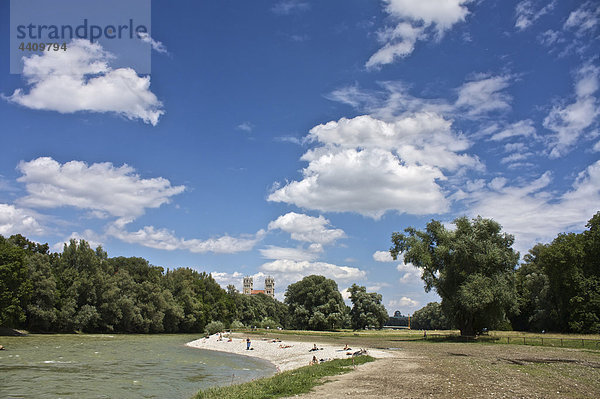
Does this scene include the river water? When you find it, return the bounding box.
[0,334,275,399]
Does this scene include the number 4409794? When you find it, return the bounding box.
[18,42,68,52]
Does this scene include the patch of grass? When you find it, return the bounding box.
[193,355,375,399]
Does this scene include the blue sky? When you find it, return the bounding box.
[1,0,599,315]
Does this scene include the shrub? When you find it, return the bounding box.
[230,320,245,330]
[204,321,225,335]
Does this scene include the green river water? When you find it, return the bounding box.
[0,334,275,399]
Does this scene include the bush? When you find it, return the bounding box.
[204,321,225,335]
[230,320,245,330]
[259,317,280,329]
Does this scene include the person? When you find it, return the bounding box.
[246,337,251,350]
[309,343,318,352]
[309,355,318,365]
[343,344,351,350]
[0,345,4,350]
[227,336,233,342]
[218,333,223,341]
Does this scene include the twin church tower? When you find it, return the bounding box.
[243,276,275,298]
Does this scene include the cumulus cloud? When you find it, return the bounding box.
[0,203,45,236]
[7,39,164,125]
[269,112,481,219]
[387,296,419,311]
[397,262,422,283]
[17,157,185,219]
[211,271,245,289]
[268,212,345,245]
[269,148,448,219]
[544,63,600,158]
[465,160,600,254]
[373,250,394,262]
[367,0,473,67]
[106,220,265,254]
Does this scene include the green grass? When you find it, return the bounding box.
[237,328,600,350]
[193,355,375,399]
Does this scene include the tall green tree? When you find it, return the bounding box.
[0,238,32,327]
[348,284,388,330]
[391,216,519,336]
[411,302,450,330]
[285,275,348,330]
[517,212,600,333]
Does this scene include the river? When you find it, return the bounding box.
[0,334,276,398]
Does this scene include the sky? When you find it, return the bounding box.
[0,0,599,316]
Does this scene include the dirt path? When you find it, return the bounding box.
[289,343,600,399]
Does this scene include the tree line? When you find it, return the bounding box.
[0,236,387,333]
[393,212,600,335]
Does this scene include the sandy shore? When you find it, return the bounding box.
[186,333,394,372]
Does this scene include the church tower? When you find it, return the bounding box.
[243,276,253,295]
[264,276,274,298]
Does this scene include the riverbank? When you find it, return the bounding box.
[192,330,600,398]
[186,333,394,372]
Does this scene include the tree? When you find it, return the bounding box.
[0,238,32,327]
[391,216,519,336]
[348,284,388,330]
[516,212,600,333]
[285,275,348,330]
[411,302,451,330]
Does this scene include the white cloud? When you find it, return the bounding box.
[17,157,185,219]
[8,39,164,125]
[490,119,536,141]
[269,148,448,219]
[271,0,310,15]
[52,230,104,252]
[107,220,265,254]
[307,114,478,172]
[515,0,557,30]
[137,32,169,54]
[340,288,351,301]
[210,271,245,290]
[455,75,512,116]
[367,283,391,292]
[397,262,422,283]
[544,63,600,158]
[367,0,472,67]
[366,23,424,68]
[373,250,394,262]
[564,1,600,37]
[237,122,254,132]
[269,112,481,219]
[259,245,321,261]
[466,160,600,254]
[387,296,419,311]
[268,212,345,245]
[0,203,44,236]
[261,259,366,283]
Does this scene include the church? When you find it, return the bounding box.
[243,276,274,298]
